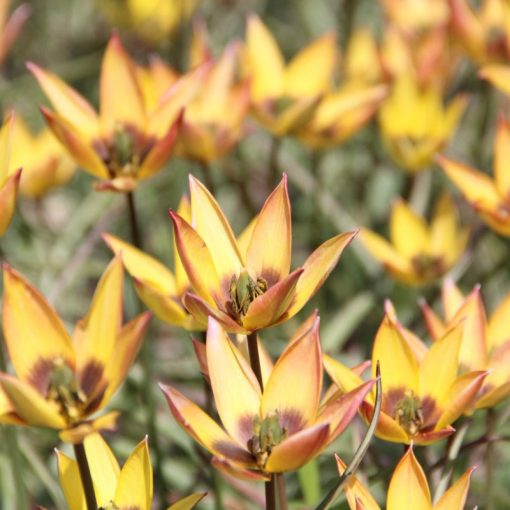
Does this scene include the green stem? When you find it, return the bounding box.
[73,442,98,510]
[276,473,288,510]
[486,408,497,510]
[407,169,432,217]
[265,475,276,510]
[125,192,168,503]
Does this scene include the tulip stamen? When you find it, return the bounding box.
[247,412,288,468]
[411,253,445,280]
[394,390,424,436]
[229,270,268,320]
[46,358,87,423]
[104,124,141,178]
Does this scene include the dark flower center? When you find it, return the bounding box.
[247,412,288,468]
[228,269,268,320]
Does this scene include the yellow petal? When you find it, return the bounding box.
[337,456,381,510]
[487,292,510,350]
[387,448,432,510]
[285,32,336,97]
[0,112,14,181]
[0,168,20,236]
[420,300,447,341]
[56,451,86,510]
[323,354,366,395]
[246,175,291,283]
[2,265,75,386]
[114,437,152,510]
[390,199,429,258]
[441,278,465,321]
[433,466,475,510]
[174,195,192,295]
[167,493,207,510]
[480,64,510,96]
[206,317,261,446]
[494,116,510,198]
[245,14,285,101]
[360,403,410,444]
[59,412,119,444]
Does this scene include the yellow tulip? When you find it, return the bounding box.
[161,315,374,479]
[0,256,150,442]
[338,446,475,510]
[381,0,450,33]
[57,433,205,510]
[169,174,356,333]
[360,195,468,285]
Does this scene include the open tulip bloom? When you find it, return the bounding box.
[28,33,198,192]
[324,307,488,444]
[161,315,374,480]
[0,256,150,442]
[338,446,475,510]
[169,174,356,333]
[57,433,205,510]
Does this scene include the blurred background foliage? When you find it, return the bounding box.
[1,0,510,508]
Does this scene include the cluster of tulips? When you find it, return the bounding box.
[2,0,510,508]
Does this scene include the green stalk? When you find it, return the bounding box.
[486,408,497,510]
[73,442,98,510]
[276,473,288,510]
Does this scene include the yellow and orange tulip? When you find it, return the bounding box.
[0,256,150,442]
[381,0,450,34]
[170,174,355,333]
[338,446,475,510]
[438,117,510,236]
[28,34,197,192]
[324,307,487,444]
[161,315,374,479]
[57,433,205,510]
[360,195,468,285]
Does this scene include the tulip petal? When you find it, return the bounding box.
[27,62,99,139]
[2,265,75,389]
[160,384,253,466]
[207,317,261,446]
[0,168,20,236]
[390,199,429,258]
[242,268,303,331]
[59,412,119,444]
[441,278,465,321]
[415,427,455,445]
[480,64,510,96]
[114,437,152,510]
[167,493,207,510]
[323,354,367,395]
[286,231,357,318]
[360,403,409,443]
[494,117,510,198]
[0,373,66,429]
[246,175,291,283]
[99,34,145,133]
[337,456,381,510]
[211,457,269,481]
[434,466,475,510]
[387,448,432,510]
[488,293,510,351]
[261,317,321,430]
[265,423,330,472]
[56,451,86,510]
[420,300,447,341]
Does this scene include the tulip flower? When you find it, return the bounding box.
[360,195,468,285]
[0,113,21,237]
[379,73,467,171]
[324,309,487,444]
[0,0,30,64]
[57,433,205,510]
[161,315,374,480]
[0,256,150,443]
[8,114,75,198]
[381,0,450,34]
[244,14,337,136]
[338,446,475,510]
[170,174,355,333]
[438,117,510,236]
[103,196,201,331]
[28,34,194,192]
[421,279,510,408]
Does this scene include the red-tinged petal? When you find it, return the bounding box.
[211,457,269,481]
[387,448,432,510]
[160,384,253,466]
[323,355,368,400]
[207,317,261,446]
[2,265,75,388]
[420,299,447,341]
[99,34,145,133]
[246,175,291,283]
[192,339,209,382]
[318,380,375,445]
[434,466,476,510]
[265,423,330,472]
[441,278,466,321]
[0,168,20,236]
[360,402,410,444]
[27,62,99,139]
[59,412,119,444]
[189,175,244,278]
[167,492,208,510]
[261,317,321,430]
[476,381,510,409]
[183,292,246,333]
[93,176,138,192]
[487,292,510,350]
[0,373,66,429]
[170,211,221,306]
[41,107,108,179]
[138,111,182,179]
[242,268,303,331]
[436,371,488,430]
[414,426,455,446]
[174,195,192,295]
[337,456,381,510]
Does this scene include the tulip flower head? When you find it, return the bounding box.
[438,117,510,236]
[338,446,475,510]
[0,257,150,442]
[169,174,356,333]
[161,316,374,479]
[360,195,468,285]
[324,307,487,444]
[28,34,190,192]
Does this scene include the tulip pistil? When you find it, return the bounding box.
[411,253,445,280]
[247,412,288,468]
[229,270,268,320]
[104,124,142,178]
[394,390,424,436]
[46,358,86,423]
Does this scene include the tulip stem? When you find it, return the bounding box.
[276,473,288,510]
[247,332,264,389]
[266,475,277,510]
[126,192,142,249]
[73,442,98,510]
[486,408,497,510]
